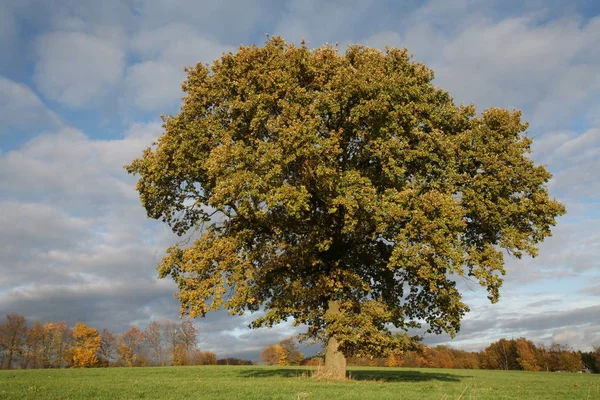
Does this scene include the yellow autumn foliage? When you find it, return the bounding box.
[69,322,101,368]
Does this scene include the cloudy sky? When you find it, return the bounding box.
[1,0,599,360]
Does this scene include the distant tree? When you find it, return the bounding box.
[478,339,585,372]
[260,344,287,366]
[162,321,179,365]
[580,347,599,373]
[161,320,199,366]
[399,350,427,368]
[559,351,582,372]
[69,322,101,368]
[534,343,547,371]
[176,321,198,365]
[41,321,70,368]
[21,322,45,369]
[172,343,189,366]
[384,353,400,367]
[117,326,146,367]
[426,346,454,369]
[190,349,217,365]
[515,338,539,371]
[546,343,581,372]
[0,313,28,369]
[345,343,482,369]
[216,357,253,365]
[301,356,324,367]
[116,345,134,367]
[482,339,518,370]
[450,349,480,369]
[98,329,116,367]
[144,321,165,366]
[260,338,304,366]
[347,354,378,367]
[279,338,304,366]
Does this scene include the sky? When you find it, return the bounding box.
[0,0,599,361]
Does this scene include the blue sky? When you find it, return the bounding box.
[1,0,599,360]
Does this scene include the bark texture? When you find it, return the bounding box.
[322,300,346,379]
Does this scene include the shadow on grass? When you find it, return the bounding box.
[238,368,467,382]
[348,369,466,382]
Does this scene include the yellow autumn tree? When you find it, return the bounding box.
[385,354,399,367]
[260,344,287,366]
[69,322,101,368]
[116,345,135,367]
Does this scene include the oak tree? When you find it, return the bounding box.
[127,37,565,378]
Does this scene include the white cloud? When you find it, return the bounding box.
[0,128,127,208]
[125,24,234,112]
[581,283,600,297]
[124,61,187,112]
[361,14,600,131]
[501,217,600,284]
[0,77,62,136]
[553,327,579,343]
[273,0,377,44]
[33,31,125,107]
[427,295,600,351]
[0,277,178,332]
[0,118,179,333]
[533,126,600,201]
[131,0,268,43]
[0,122,161,209]
[0,201,92,258]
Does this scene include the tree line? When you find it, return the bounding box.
[0,313,254,369]
[3,313,597,373]
[261,337,600,373]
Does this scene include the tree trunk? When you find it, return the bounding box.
[322,300,346,380]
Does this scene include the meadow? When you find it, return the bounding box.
[0,365,598,400]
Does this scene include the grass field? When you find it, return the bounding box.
[1,365,598,400]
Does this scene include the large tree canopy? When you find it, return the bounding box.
[126,37,565,378]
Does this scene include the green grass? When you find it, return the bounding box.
[0,366,598,399]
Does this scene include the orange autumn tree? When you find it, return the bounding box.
[515,337,539,371]
[69,322,101,368]
[117,326,146,367]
